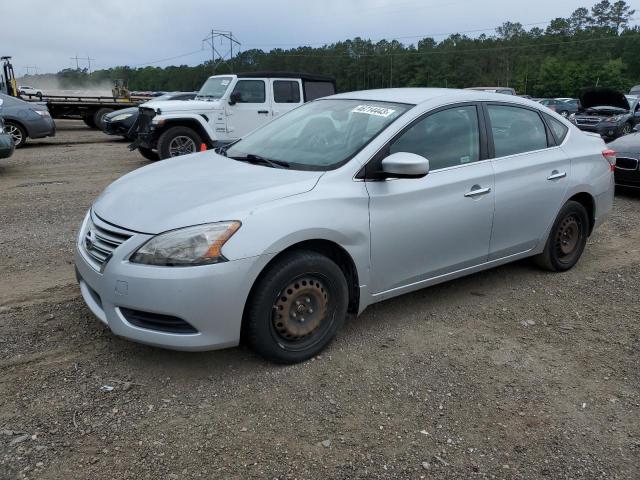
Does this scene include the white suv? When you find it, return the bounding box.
[18,85,43,98]
[131,72,336,160]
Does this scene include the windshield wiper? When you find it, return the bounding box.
[231,154,290,169]
[215,139,240,157]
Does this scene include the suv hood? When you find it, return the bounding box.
[579,88,630,111]
[93,153,323,234]
[142,99,223,113]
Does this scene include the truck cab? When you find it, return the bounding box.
[132,72,336,160]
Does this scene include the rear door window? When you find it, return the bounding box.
[487,105,548,157]
[544,114,569,144]
[389,105,480,171]
[273,81,301,103]
[303,81,336,101]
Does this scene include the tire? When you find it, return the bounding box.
[82,115,97,129]
[558,110,569,117]
[534,201,589,272]
[36,92,42,100]
[621,122,632,136]
[245,250,349,364]
[157,126,202,159]
[5,122,27,148]
[93,108,114,131]
[138,146,159,161]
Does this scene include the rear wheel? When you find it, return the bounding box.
[5,122,27,148]
[534,201,589,272]
[82,115,97,129]
[93,108,114,131]
[138,146,159,161]
[157,126,202,159]
[245,251,348,363]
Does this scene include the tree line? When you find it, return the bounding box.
[21,1,639,98]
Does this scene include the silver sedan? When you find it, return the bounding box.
[75,88,615,363]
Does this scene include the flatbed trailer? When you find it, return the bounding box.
[20,93,151,129]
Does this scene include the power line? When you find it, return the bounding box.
[202,29,241,74]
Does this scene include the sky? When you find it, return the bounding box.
[3,0,637,75]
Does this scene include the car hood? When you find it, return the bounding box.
[93,153,323,234]
[142,99,223,113]
[579,88,630,111]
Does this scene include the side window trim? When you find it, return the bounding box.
[361,102,487,180]
[482,102,556,160]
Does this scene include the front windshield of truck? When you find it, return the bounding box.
[225,99,411,171]
[196,76,232,100]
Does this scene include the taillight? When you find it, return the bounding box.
[602,149,616,171]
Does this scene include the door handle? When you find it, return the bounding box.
[257,110,269,114]
[464,186,492,198]
[547,170,567,180]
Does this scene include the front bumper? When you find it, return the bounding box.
[573,121,623,139]
[104,119,134,137]
[74,212,275,351]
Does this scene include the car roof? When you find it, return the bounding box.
[328,88,536,107]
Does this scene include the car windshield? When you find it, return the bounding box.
[196,76,232,100]
[225,99,411,171]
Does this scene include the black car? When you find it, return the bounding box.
[103,92,196,139]
[608,131,640,189]
[569,88,640,141]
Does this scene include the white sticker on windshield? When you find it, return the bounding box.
[352,105,396,117]
[221,80,230,86]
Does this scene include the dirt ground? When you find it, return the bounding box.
[1,120,639,479]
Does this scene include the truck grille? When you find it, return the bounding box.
[82,214,133,272]
[616,157,639,171]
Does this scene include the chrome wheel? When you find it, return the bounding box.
[5,124,23,146]
[560,111,569,117]
[168,135,197,157]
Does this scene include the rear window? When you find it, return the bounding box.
[544,114,569,144]
[303,81,336,101]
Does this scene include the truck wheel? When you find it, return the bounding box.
[93,108,114,131]
[534,201,589,272]
[138,147,159,161]
[5,122,27,148]
[82,115,97,129]
[244,250,348,364]
[157,126,202,159]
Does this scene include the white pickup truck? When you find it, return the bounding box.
[131,72,336,160]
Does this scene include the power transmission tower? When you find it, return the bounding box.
[24,65,38,75]
[85,56,95,74]
[202,30,241,74]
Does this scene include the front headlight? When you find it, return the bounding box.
[32,109,51,117]
[130,221,241,266]
[604,115,623,123]
[111,113,133,122]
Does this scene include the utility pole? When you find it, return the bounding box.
[202,29,241,74]
[70,54,81,71]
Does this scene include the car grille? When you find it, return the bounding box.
[82,214,133,272]
[575,117,601,126]
[137,107,156,134]
[616,157,639,171]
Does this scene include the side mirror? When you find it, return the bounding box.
[228,92,242,105]
[381,152,430,178]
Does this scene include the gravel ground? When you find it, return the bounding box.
[1,120,639,479]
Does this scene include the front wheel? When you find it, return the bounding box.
[245,251,349,363]
[621,122,632,136]
[5,122,27,148]
[157,126,202,159]
[534,201,589,272]
[558,110,569,118]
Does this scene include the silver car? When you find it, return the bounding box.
[75,89,615,363]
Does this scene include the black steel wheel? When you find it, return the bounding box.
[534,200,589,272]
[245,251,348,363]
